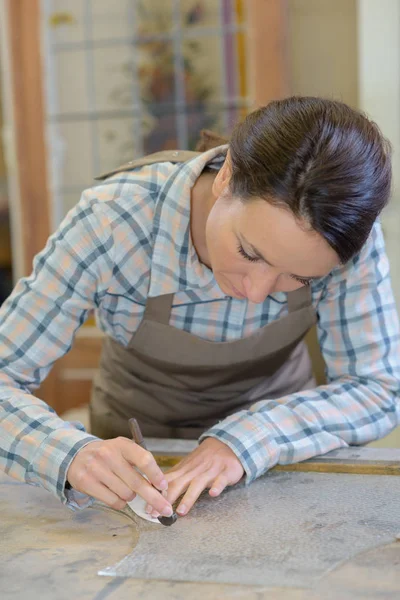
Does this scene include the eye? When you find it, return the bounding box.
[290,275,312,286]
[237,244,260,263]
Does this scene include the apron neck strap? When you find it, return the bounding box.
[143,294,174,324]
[287,285,312,313]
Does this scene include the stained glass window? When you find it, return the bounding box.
[42,0,249,223]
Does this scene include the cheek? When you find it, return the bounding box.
[215,244,240,272]
[205,209,219,245]
[206,213,233,260]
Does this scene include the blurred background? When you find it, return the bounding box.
[0,0,399,446]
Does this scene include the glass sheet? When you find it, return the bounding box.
[99,471,400,587]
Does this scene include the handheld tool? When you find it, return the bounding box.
[128,418,178,527]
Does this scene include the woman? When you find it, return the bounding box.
[0,97,399,521]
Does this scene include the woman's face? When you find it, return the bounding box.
[205,163,340,304]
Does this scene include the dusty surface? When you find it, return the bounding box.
[1,461,400,599]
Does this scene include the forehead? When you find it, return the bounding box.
[234,199,339,277]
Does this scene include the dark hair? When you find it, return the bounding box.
[228,97,392,263]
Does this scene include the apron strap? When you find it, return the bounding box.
[143,294,174,325]
[287,285,312,313]
[95,150,202,181]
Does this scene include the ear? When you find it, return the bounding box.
[212,151,232,197]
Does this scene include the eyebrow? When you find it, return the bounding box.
[240,235,323,280]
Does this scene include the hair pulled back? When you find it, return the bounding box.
[227,97,392,263]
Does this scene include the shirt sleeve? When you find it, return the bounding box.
[201,222,400,483]
[0,190,116,506]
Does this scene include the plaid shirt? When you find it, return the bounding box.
[1,146,399,509]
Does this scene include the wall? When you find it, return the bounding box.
[358,0,400,309]
[287,0,400,313]
[288,0,358,106]
[0,86,6,179]
[357,0,400,448]
[288,0,400,448]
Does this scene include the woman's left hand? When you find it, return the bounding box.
[146,437,244,518]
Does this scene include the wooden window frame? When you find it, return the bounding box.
[4,0,59,410]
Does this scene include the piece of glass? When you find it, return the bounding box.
[99,471,400,587]
[181,0,221,30]
[50,49,90,116]
[49,121,95,189]
[135,1,174,38]
[47,0,86,45]
[90,0,136,42]
[142,105,178,154]
[96,116,139,173]
[92,45,138,113]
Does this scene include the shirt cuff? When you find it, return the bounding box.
[199,410,281,484]
[26,427,99,508]
[65,485,95,511]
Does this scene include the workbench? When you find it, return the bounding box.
[1,444,399,600]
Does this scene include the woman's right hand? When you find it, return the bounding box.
[66,437,173,516]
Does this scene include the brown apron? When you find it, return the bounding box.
[90,151,317,440]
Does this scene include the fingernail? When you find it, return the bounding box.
[177,504,187,515]
[210,487,219,495]
[162,506,173,517]
[159,479,168,490]
[151,510,160,518]
[145,505,153,514]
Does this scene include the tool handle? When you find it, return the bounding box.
[128,418,147,449]
[127,417,178,526]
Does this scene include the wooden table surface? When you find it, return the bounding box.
[1,447,400,600]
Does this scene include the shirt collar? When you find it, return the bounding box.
[148,145,228,301]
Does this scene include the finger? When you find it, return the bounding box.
[145,489,181,516]
[146,490,185,517]
[105,465,173,517]
[176,475,212,516]
[162,475,192,506]
[90,463,137,503]
[125,486,173,518]
[107,452,159,499]
[163,461,188,480]
[85,479,128,511]
[133,476,174,517]
[164,458,204,483]
[209,472,229,497]
[94,442,172,516]
[162,461,208,504]
[120,439,167,491]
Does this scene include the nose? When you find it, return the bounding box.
[242,271,277,303]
